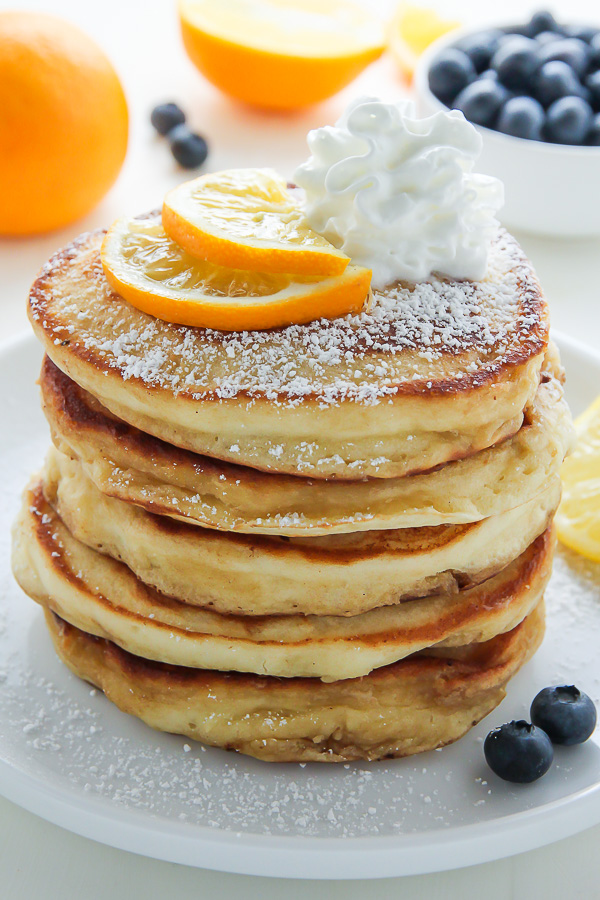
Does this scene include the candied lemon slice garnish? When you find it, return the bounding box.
[162,169,350,276]
[101,214,371,332]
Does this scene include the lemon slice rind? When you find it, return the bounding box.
[556,395,600,562]
[101,214,370,332]
[162,169,350,276]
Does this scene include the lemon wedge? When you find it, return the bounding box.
[556,395,600,562]
[162,169,350,276]
[178,0,385,110]
[101,214,371,332]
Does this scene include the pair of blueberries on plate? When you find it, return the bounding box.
[428,10,600,145]
[485,685,597,783]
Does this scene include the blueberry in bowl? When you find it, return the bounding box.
[453,79,509,128]
[497,96,545,140]
[427,48,476,105]
[590,32,600,68]
[490,35,540,91]
[422,10,600,146]
[589,112,600,144]
[536,36,590,77]
[454,29,503,73]
[562,23,599,42]
[545,95,594,143]
[534,60,589,107]
[526,10,561,36]
[415,12,600,236]
[585,70,600,110]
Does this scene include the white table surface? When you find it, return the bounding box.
[1,0,600,896]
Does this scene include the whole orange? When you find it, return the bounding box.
[0,12,128,235]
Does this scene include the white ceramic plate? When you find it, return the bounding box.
[1,332,599,881]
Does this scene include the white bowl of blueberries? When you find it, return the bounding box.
[415,10,600,236]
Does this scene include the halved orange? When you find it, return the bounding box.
[162,169,350,276]
[556,395,600,562]
[178,0,385,110]
[101,214,371,332]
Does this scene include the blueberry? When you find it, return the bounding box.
[491,36,540,91]
[484,720,554,783]
[589,34,600,69]
[538,38,590,78]
[586,70,600,111]
[497,96,545,140]
[562,24,599,44]
[456,30,503,73]
[506,24,534,39]
[453,79,508,127]
[587,112,600,144]
[168,125,209,169]
[428,49,476,104]
[531,686,597,744]
[527,10,560,37]
[546,95,593,143]
[480,68,499,81]
[536,31,562,46]
[534,60,587,107]
[151,102,186,136]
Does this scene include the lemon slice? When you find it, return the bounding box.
[388,4,460,81]
[162,169,350,276]
[101,214,371,332]
[178,0,385,110]
[556,395,600,561]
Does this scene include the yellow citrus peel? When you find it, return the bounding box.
[556,395,600,562]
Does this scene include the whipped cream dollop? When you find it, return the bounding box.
[294,97,504,287]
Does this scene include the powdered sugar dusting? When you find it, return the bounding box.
[0,401,598,843]
[30,227,545,409]
[2,324,598,865]
[0,551,597,843]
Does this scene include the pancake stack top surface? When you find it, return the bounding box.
[12,99,574,763]
[28,225,548,481]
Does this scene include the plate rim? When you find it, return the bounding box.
[1,328,599,880]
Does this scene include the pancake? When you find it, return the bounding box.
[12,481,554,681]
[29,224,549,479]
[41,353,574,535]
[44,603,545,762]
[44,447,561,617]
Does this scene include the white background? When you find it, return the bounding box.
[1,0,600,896]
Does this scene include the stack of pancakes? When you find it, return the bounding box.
[12,224,574,762]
